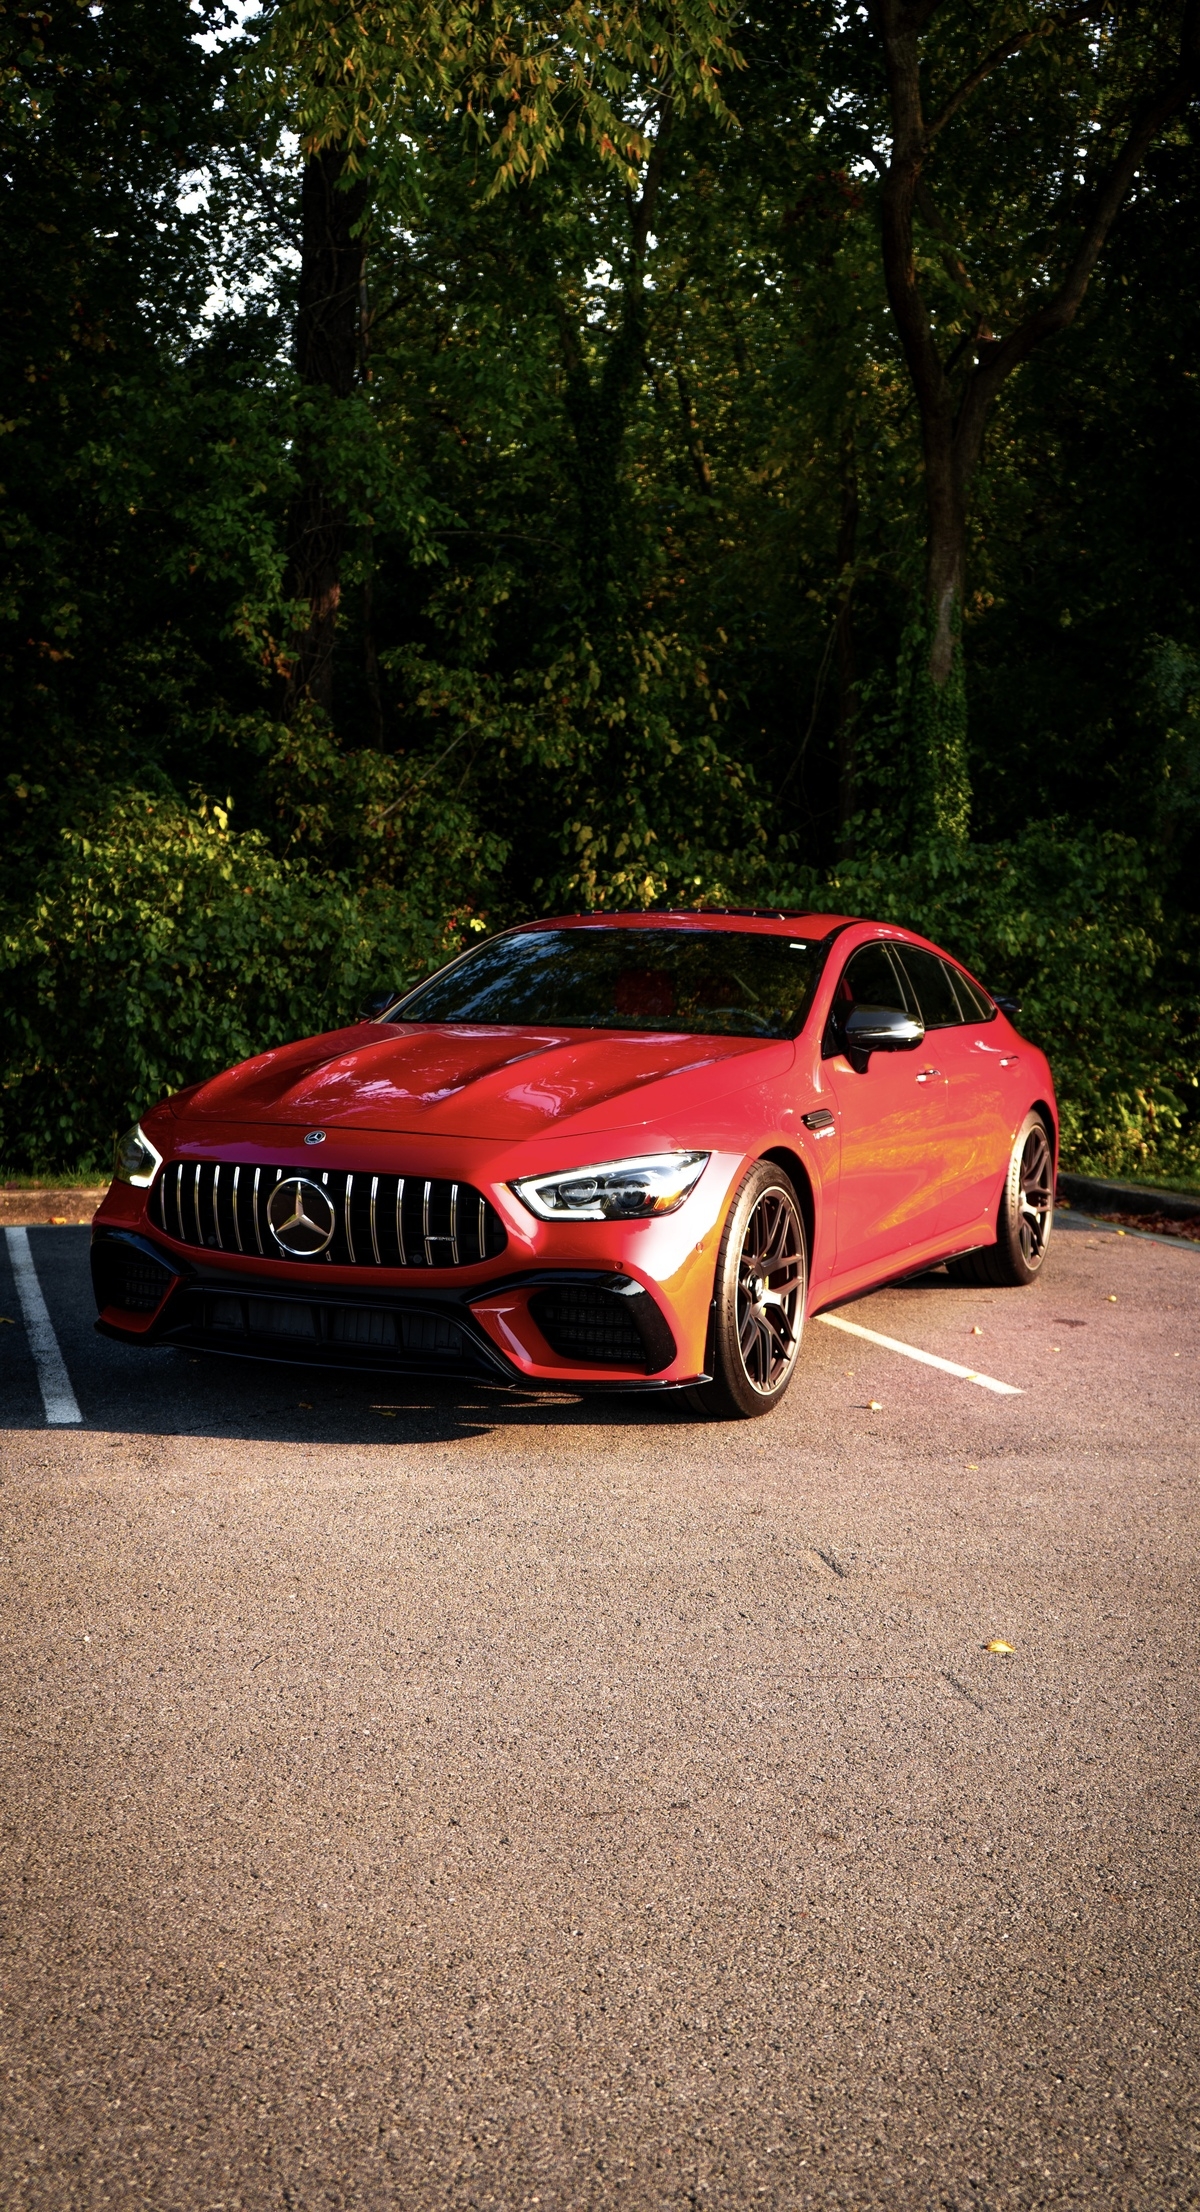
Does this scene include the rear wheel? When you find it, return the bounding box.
[946,1112,1054,1287]
[685,1161,807,1420]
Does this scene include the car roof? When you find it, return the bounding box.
[510,910,857,937]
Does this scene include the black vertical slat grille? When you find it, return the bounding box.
[148,1162,506,1269]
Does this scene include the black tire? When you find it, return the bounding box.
[946,1112,1054,1288]
[685,1161,807,1420]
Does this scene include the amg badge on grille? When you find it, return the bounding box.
[266,1177,336,1256]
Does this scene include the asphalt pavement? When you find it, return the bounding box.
[0,1216,1197,2210]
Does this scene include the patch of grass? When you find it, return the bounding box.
[0,1169,110,1190]
[1124,1168,1200,1198]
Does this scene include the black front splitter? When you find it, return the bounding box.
[92,1235,704,1393]
[126,1333,706,1394]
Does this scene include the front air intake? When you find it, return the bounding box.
[92,1237,178,1315]
[530,1285,649,1368]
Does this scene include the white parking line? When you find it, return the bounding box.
[816,1311,1023,1396]
[4,1227,82,1425]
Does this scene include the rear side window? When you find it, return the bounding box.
[896,947,964,1028]
[948,966,995,1021]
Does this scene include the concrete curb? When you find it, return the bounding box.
[1057,1171,1200,1222]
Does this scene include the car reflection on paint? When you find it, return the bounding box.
[91,911,1058,1419]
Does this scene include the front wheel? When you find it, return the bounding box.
[947,1112,1054,1287]
[685,1161,807,1420]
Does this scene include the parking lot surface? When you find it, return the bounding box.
[1,1217,1197,2210]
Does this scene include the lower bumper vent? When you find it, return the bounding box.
[530,1285,648,1368]
[92,1240,177,1315]
[199,1292,467,1360]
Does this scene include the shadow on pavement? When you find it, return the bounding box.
[0,1224,697,1445]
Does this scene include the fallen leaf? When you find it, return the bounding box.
[868,1399,882,1411]
[373,1408,396,1418]
[966,1463,979,1471]
[0,1316,13,1325]
[1051,1345,1060,1352]
[970,1325,983,1336]
[1107,1294,1117,1303]
[51,1215,68,1224]
[298,1401,313,1409]
[985,1639,1015,1655]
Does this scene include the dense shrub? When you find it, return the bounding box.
[825,826,1199,1179]
[3,794,1195,1184]
[0,791,483,1173]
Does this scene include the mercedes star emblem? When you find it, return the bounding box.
[266,1176,336,1257]
[304,1129,326,1145]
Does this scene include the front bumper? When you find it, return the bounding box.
[91,1229,702,1393]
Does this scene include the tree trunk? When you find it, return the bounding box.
[869,0,1199,841]
[834,436,861,847]
[283,144,369,720]
[911,405,971,840]
[548,105,671,630]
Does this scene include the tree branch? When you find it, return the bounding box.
[228,146,303,250]
[959,1,1200,451]
[629,96,673,274]
[870,0,950,430]
[926,4,1103,143]
[914,176,973,293]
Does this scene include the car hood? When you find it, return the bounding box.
[178,1022,789,1141]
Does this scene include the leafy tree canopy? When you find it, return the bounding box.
[1,0,1197,1177]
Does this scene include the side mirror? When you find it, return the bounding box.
[988,991,1020,1020]
[842,1004,925,1055]
[360,990,399,1021]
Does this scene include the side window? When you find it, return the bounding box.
[947,965,996,1022]
[834,942,911,1016]
[896,947,964,1029]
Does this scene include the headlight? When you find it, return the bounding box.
[511,1150,709,1223]
[113,1122,163,1188]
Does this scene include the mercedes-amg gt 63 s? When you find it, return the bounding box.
[91,911,1057,1419]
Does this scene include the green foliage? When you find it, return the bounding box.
[822,828,1199,1181]
[907,610,971,845]
[852,607,972,846]
[1,1,1198,1180]
[0,789,486,1173]
[257,0,741,195]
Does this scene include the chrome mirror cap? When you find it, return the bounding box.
[842,1005,926,1052]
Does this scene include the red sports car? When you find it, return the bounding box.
[92,911,1057,1419]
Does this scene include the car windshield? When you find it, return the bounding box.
[389,928,822,1040]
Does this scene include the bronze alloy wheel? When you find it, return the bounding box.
[687,1161,808,1419]
[948,1111,1055,1288]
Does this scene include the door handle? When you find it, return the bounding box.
[915,1067,942,1083]
[1000,1053,1019,1067]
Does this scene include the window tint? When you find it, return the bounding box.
[896,947,964,1028]
[949,967,995,1021]
[389,927,821,1039]
[836,942,910,1014]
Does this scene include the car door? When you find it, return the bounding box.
[822,941,949,1278]
[894,947,1009,1236]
